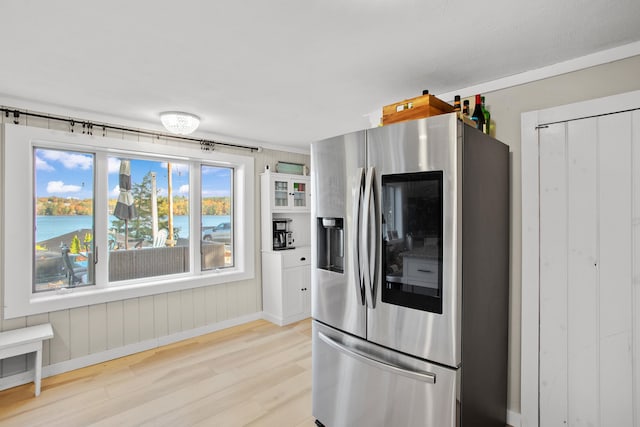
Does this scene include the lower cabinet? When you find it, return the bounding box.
[262,246,311,326]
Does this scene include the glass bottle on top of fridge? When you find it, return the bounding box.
[471,94,486,132]
[462,99,470,118]
[481,96,491,135]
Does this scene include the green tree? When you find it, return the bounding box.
[83,232,93,252]
[70,235,81,254]
[122,172,175,242]
[129,172,154,241]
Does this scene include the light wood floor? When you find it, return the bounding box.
[0,319,316,427]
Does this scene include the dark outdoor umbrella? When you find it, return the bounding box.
[113,159,137,249]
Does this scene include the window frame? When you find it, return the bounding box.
[2,124,255,319]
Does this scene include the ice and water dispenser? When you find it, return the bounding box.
[317,217,344,273]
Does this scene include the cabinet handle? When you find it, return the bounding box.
[300,257,306,261]
[417,269,433,273]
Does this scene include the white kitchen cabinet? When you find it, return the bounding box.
[260,171,312,253]
[260,170,312,326]
[262,247,311,326]
[262,172,310,212]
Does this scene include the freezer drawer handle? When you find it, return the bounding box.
[318,332,436,384]
[417,269,433,273]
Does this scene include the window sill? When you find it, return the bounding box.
[6,268,254,319]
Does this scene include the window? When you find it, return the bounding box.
[33,148,95,292]
[201,165,233,270]
[107,157,191,282]
[3,125,255,318]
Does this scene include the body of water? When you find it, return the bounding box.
[36,215,230,242]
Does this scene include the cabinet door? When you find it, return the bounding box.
[290,178,309,210]
[283,266,306,319]
[272,177,290,209]
[301,265,311,315]
[270,175,310,212]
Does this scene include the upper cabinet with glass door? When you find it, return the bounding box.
[266,172,310,212]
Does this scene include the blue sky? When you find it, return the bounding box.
[34,148,232,200]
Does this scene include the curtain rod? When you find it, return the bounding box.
[1,107,261,152]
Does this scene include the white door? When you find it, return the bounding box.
[537,110,640,426]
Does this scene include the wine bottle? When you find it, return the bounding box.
[481,96,491,135]
[471,94,485,131]
[453,95,461,112]
[463,100,470,117]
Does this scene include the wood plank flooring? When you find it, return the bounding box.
[0,319,316,427]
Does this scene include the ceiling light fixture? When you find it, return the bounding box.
[160,111,200,135]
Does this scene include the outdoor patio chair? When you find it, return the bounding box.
[153,229,168,247]
[60,244,88,287]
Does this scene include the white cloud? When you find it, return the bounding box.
[111,185,121,197]
[108,157,122,174]
[178,184,189,194]
[41,150,92,170]
[35,155,54,171]
[47,180,82,194]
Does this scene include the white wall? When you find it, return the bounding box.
[485,54,640,414]
[0,113,310,384]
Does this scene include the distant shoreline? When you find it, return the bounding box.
[36,215,230,243]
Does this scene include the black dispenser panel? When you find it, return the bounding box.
[317,217,344,273]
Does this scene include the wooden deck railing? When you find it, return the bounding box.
[108,242,226,281]
[109,246,189,281]
[35,242,227,286]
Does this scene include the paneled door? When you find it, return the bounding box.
[537,110,640,426]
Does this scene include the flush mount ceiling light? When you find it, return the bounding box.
[160,111,200,135]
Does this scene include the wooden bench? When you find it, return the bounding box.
[0,323,54,396]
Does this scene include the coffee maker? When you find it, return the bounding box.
[273,218,294,250]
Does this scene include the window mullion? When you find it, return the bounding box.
[94,151,110,287]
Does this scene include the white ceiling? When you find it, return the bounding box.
[1,0,640,152]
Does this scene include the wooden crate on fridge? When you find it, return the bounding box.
[382,94,455,126]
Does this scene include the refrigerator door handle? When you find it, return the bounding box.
[318,332,436,384]
[353,167,366,305]
[362,167,377,308]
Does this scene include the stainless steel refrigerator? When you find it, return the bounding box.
[310,112,509,427]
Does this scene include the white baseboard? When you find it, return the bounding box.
[261,311,310,327]
[0,311,262,392]
[507,409,522,427]
[261,311,284,326]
